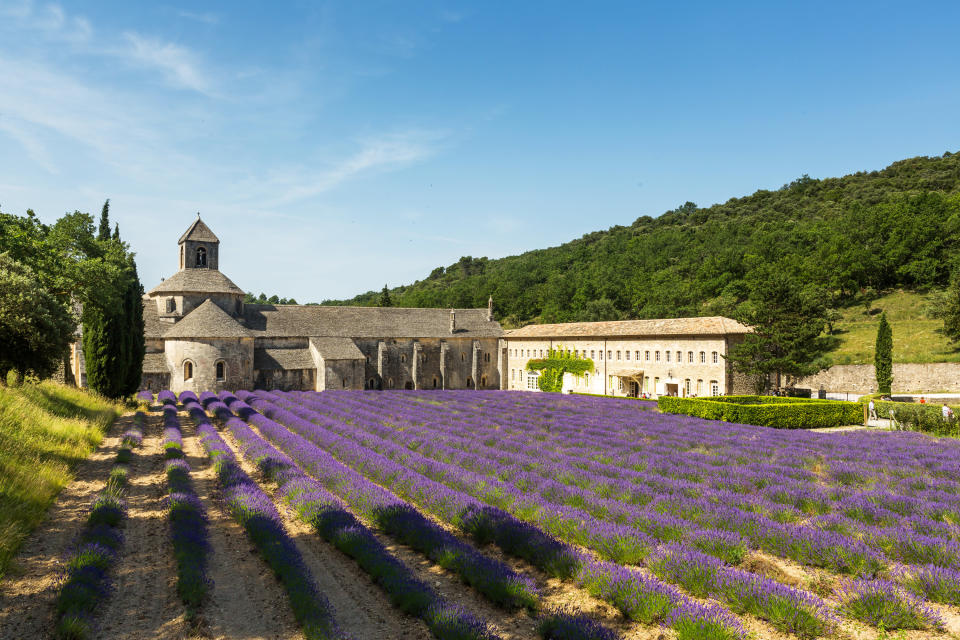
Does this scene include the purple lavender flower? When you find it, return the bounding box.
[837,579,943,630]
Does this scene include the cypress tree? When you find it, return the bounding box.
[378,284,393,307]
[875,312,893,394]
[97,199,110,241]
[112,223,120,241]
[122,262,145,395]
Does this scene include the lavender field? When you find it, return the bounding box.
[169,388,957,640]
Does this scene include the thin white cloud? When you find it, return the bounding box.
[175,9,219,25]
[271,130,449,205]
[122,32,211,94]
[0,119,59,174]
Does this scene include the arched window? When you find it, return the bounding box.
[466,377,474,389]
[460,353,465,362]
[196,246,207,267]
[401,354,406,363]
[480,376,487,387]
[404,381,413,390]
[215,361,225,381]
[712,351,719,364]
[388,378,394,389]
[368,378,376,389]
[700,351,706,363]
[166,298,176,313]
[432,376,438,389]
[183,360,194,380]
[688,351,694,363]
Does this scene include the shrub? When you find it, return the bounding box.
[860,395,960,436]
[658,395,862,428]
[837,579,943,630]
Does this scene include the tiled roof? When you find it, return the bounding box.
[254,348,316,370]
[148,269,244,296]
[142,353,168,373]
[242,305,503,339]
[164,300,253,339]
[178,217,219,243]
[310,337,364,360]
[506,316,751,339]
[143,299,163,338]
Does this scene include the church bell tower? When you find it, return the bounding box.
[178,214,220,271]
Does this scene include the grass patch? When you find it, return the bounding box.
[0,381,119,578]
[829,289,960,364]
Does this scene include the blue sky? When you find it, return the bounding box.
[2,1,959,302]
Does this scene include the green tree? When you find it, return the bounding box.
[874,312,893,394]
[0,254,76,381]
[97,199,110,241]
[935,269,960,344]
[727,262,833,391]
[121,261,145,396]
[378,284,393,307]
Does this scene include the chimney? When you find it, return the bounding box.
[487,296,494,322]
[449,309,456,334]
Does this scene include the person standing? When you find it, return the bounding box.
[869,398,878,421]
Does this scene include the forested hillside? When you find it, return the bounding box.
[324,152,960,328]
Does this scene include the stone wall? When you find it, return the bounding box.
[794,363,960,394]
[353,337,500,390]
[254,368,313,391]
[166,337,254,393]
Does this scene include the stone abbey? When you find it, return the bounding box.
[67,217,752,397]
[136,218,504,394]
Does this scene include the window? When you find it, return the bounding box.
[608,375,613,388]
[607,350,612,360]
[635,350,640,360]
[676,351,681,363]
[712,351,719,364]
[711,380,719,396]
[654,376,659,393]
[617,351,621,360]
[526,371,539,390]
[401,354,406,363]
[432,376,438,389]
[511,369,515,380]
[166,298,176,313]
[388,378,395,389]
[369,378,376,389]
[697,379,703,395]
[625,350,630,360]
[700,351,706,363]
[645,350,650,361]
[196,246,207,267]
[655,351,660,362]
[484,352,491,363]
[688,351,694,363]
[183,361,194,380]
[481,376,487,387]
[215,361,225,381]
[540,349,544,357]
[599,351,603,360]
[666,351,671,363]
[584,373,589,385]
[685,379,691,395]
[461,353,465,362]
[591,350,595,359]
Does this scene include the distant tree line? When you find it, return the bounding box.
[243,292,301,305]
[0,200,144,398]
[324,152,960,329]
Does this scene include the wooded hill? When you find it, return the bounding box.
[324,152,960,329]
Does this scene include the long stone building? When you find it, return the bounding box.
[138,217,504,393]
[502,317,753,397]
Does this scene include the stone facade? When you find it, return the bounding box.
[503,317,752,398]
[132,217,504,394]
[793,363,960,395]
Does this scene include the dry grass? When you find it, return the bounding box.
[829,289,960,365]
[0,381,120,578]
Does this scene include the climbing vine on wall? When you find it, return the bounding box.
[526,347,594,393]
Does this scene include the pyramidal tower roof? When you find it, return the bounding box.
[163,299,252,339]
[178,215,219,244]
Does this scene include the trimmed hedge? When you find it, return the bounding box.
[657,396,863,429]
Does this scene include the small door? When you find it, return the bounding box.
[666,383,679,397]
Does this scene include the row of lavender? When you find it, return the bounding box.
[260,390,953,635]
[318,391,960,585]
[238,390,822,639]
